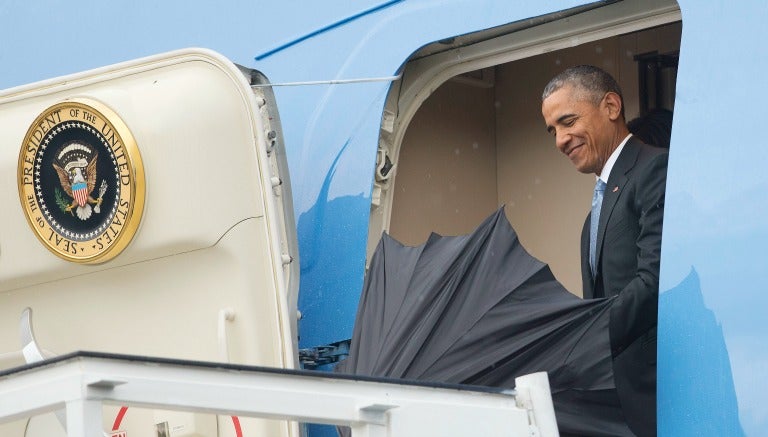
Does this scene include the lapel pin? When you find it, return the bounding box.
[612,186,619,193]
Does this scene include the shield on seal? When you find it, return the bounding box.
[72,181,88,207]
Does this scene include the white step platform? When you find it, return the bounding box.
[0,352,558,437]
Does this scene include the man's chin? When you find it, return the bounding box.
[571,160,592,174]
[575,165,598,175]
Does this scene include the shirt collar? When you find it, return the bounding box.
[598,133,632,183]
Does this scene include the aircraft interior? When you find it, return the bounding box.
[371,11,681,295]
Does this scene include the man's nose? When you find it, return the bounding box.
[555,131,569,152]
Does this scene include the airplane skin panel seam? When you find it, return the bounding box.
[255,0,405,61]
[0,216,266,294]
[0,49,249,104]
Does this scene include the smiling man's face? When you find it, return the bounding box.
[542,85,618,175]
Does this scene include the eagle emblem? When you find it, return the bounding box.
[52,141,107,220]
[19,99,144,263]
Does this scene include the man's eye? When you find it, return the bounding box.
[563,118,576,127]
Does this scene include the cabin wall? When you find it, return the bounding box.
[389,81,498,245]
[390,23,681,295]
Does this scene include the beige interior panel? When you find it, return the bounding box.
[389,23,681,296]
[390,80,497,245]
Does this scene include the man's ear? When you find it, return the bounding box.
[602,92,623,121]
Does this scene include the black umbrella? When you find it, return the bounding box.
[337,208,633,436]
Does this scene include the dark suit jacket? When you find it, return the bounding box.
[580,137,668,437]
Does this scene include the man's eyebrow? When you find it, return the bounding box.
[556,113,576,125]
[546,113,576,134]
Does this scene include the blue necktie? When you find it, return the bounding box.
[590,179,607,278]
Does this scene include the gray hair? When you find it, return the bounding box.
[542,65,625,119]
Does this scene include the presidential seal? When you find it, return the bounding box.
[18,99,145,263]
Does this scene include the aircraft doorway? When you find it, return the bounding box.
[370,1,681,295]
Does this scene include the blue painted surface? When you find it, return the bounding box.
[252,0,592,348]
[255,0,406,61]
[659,1,768,434]
[658,270,744,436]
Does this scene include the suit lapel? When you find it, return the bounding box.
[594,139,641,272]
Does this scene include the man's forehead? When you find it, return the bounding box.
[544,86,594,113]
[543,88,575,113]
[547,84,589,103]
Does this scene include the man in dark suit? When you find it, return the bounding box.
[541,65,667,437]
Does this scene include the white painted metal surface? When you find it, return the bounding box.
[0,47,299,437]
[0,353,559,437]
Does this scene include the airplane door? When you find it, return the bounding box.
[0,48,299,437]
